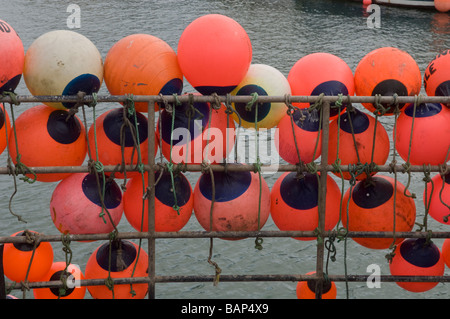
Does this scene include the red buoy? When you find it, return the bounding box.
[275,108,322,165]
[3,230,54,282]
[33,262,86,299]
[342,175,416,249]
[85,240,148,299]
[271,172,341,241]
[0,103,11,156]
[0,19,24,93]
[328,107,390,181]
[193,170,270,239]
[50,172,123,236]
[177,14,252,95]
[123,171,193,232]
[354,47,422,114]
[104,33,183,112]
[296,271,337,299]
[389,238,445,293]
[423,171,450,225]
[8,104,87,182]
[288,52,354,120]
[424,50,450,96]
[441,238,450,268]
[395,102,450,166]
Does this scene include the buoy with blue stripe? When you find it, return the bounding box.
[177,14,252,96]
[88,107,154,178]
[23,30,103,110]
[123,171,193,232]
[0,19,24,93]
[342,175,416,249]
[389,238,444,293]
[8,104,87,182]
[157,98,235,164]
[296,271,337,299]
[354,47,422,114]
[33,262,86,299]
[395,102,450,165]
[50,172,123,236]
[3,230,54,282]
[287,52,354,119]
[230,64,291,129]
[327,107,390,181]
[85,240,148,299]
[270,172,341,241]
[424,49,450,97]
[193,170,270,239]
[275,108,322,165]
[104,33,183,112]
[423,171,450,225]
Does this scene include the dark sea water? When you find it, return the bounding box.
[1,0,450,299]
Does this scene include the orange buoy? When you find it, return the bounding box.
[230,64,291,129]
[8,104,87,182]
[104,33,183,112]
[441,238,450,268]
[0,20,24,93]
[88,108,155,179]
[3,230,54,282]
[423,171,450,225]
[342,175,416,249]
[23,30,103,110]
[123,171,193,232]
[296,271,337,299]
[287,52,354,119]
[424,49,450,97]
[50,172,123,236]
[389,238,445,293]
[328,107,390,181]
[434,0,450,12]
[156,98,235,164]
[85,240,148,299]
[33,262,86,299]
[275,108,322,165]
[270,172,341,241]
[193,170,270,239]
[0,103,11,156]
[177,14,252,95]
[395,102,450,166]
[354,47,422,114]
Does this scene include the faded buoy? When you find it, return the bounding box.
[395,102,450,166]
[354,47,422,114]
[123,171,193,232]
[275,108,322,164]
[88,108,154,178]
[85,240,148,299]
[193,170,270,239]
[230,64,291,129]
[3,230,54,282]
[424,49,450,97]
[328,107,390,181]
[177,14,252,95]
[23,30,103,110]
[50,172,123,236]
[288,52,354,119]
[0,19,24,93]
[342,175,416,249]
[423,171,450,225]
[296,271,337,299]
[104,34,183,112]
[8,104,87,182]
[33,262,86,299]
[156,99,235,164]
[389,238,445,293]
[271,172,341,241]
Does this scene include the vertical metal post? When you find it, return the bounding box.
[147,100,156,299]
[315,100,330,299]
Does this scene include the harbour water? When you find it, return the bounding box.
[1,0,450,299]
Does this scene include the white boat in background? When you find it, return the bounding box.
[372,0,435,8]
